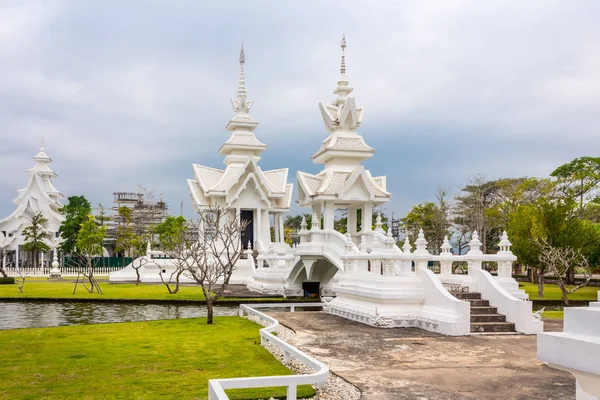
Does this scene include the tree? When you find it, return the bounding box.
[22,211,51,269]
[72,214,107,294]
[402,188,450,254]
[551,156,600,215]
[154,216,188,294]
[534,237,593,306]
[59,196,91,254]
[185,205,248,324]
[334,206,388,234]
[115,206,147,284]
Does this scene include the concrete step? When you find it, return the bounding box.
[471,306,498,314]
[468,299,490,307]
[471,322,516,333]
[471,314,507,323]
[452,292,482,300]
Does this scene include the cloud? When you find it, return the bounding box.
[1,0,599,220]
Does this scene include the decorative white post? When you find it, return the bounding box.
[374,213,384,234]
[439,236,453,277]
[413,229,430,271]
[402,236,413,274]
[311,212,320,231]
[466,231,483,275]
[497,231,513,278]
[49,247,61,280]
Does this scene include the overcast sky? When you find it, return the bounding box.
[1,0,599,220]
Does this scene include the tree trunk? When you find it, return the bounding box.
[562,290,570,306]
[537,268,544,298]
[135,268,141,286]
[33,248,38,269]
[206,299,214,324]
[566,267,575,285]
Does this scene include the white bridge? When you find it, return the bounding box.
[249,217,542,336]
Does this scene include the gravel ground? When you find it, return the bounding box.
[246,314,361,400]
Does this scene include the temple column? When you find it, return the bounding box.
[323,201,335,231]
[278,213,284,243]
[347,207,357,234]
[15,248,19,269]
[361,203,373,232]
[274,213,280,242]
[262,209,271,244]
[255,208,262,249]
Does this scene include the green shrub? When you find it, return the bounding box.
[0,277,15,285]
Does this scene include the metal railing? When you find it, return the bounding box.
[208,303,329,400]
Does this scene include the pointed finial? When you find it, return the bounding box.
[239,43,245,65]
[40,135,45,151]
[231,44,253,114]
[340,35,347,76]
[237,44,247,98]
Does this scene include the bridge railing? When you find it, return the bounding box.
[207,303,329,400]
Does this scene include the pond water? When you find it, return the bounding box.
[0,302,239,330]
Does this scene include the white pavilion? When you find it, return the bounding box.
[297,35,391,240]
[187,46,293,251]
[110,47,293,284]
[0,141,64,268]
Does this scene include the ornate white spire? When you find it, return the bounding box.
[230,44,254,116]
[340,35,347,78]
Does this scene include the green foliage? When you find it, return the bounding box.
[284,214,312,231]
[0,317,315,399]
[0,277,15,284]
[22,212,52,268]
[58,195,92,253]
[76,214,107,256]
[115,206,145,258]
[153,215,186,251]
[551,156,600,213]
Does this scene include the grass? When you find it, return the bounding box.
[542,310,564,320]
[0,317,314,399]
[520,282,599,301]
[0,278,298,303]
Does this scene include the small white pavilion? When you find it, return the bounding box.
[0,140,64,268]
[297,36,390,236]
[187,46,293,251]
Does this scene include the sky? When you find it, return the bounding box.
[1,0,599,220]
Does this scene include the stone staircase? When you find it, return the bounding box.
[451,291,516,333]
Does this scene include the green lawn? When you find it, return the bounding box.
[0,278,289,303]
[520,282,599,301]
[0,317,314,399]
[542,310,564,320]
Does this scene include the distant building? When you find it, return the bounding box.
[103,191,168,256]
[0,141,64,267]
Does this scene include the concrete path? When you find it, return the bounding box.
[270,312,573,400]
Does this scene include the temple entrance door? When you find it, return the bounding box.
[240,210,254,250]
[302,281,320,298]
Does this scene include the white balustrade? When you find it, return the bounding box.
[208,303,329,400]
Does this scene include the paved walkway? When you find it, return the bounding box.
[269,312,573,400]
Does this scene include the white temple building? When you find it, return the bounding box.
[110,46,293,284]
[187,45,293,251]
[0,141,64,268]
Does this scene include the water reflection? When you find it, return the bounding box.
[0,302,238,330]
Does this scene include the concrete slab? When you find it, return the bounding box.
[269,311,573,400]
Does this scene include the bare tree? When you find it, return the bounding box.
[534,237,593,306]
[157,223,196,294]
[185,205,248,324]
